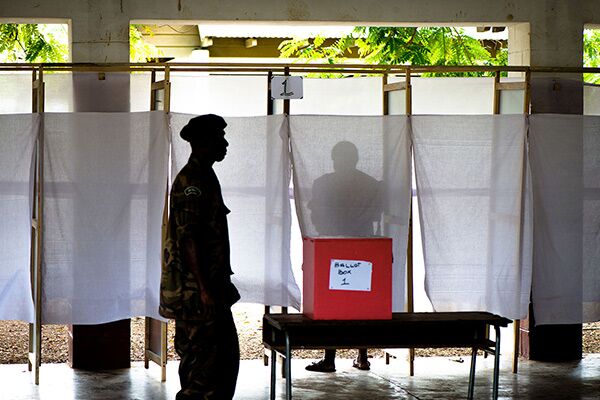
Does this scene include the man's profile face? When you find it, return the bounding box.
[206,129,229,162]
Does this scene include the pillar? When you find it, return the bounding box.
[508,1,584,362]
[68,4,132,370]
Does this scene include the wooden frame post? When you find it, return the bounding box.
[382,68,415,375]
[405,68,415,376]
[28,66,45,385]
[145,66,171,382]
[512,70,531,373]
[492,70,531,374]
[264,69,274,368]
[264,68,289,372]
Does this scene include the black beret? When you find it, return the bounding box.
[180,114,227,142]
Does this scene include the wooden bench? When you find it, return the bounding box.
[263,312,511,400]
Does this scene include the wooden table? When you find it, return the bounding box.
[263,312,511,400]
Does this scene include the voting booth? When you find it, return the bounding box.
[302,237,393,320]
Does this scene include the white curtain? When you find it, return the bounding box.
[529,114,600,325]
[170,113,301,309]
[289,115,412,312]
[412,115,532,320]
[42,111,169,324]
[0,114,37,322]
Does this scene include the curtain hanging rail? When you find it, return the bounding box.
[2,63,600,75]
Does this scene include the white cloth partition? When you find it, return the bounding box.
[42,111,168,324]
[529,115,600,325]
[2,75,596,328]
[289,115,412,312]
[0,114,37,322]
[412,115,532,320]
[170,114,301,309]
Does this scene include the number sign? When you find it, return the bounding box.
[270,76,303,99]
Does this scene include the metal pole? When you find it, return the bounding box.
[285,332,292,400]
[467,347,477,400]
[493,325,501,400]
[382,73,388,116]
[270,348,277,400]
[283,67,290,115]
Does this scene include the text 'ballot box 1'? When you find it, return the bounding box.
[302,237,393,320]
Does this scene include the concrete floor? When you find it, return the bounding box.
[1,355,598,400]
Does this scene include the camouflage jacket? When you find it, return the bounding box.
[159,155,240,320]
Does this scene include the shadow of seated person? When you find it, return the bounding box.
[304,141,382,373]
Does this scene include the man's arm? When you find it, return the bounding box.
[180,237,216,318]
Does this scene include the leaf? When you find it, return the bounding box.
[1,23,68,63]
[279,26,514,78]
[313,35,325,48]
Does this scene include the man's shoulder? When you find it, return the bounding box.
[171,165,219,209]
[356,169,381,184]
[313,172,336,186]
[173,165,210,191]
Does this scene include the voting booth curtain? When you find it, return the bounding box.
[39,112,302,324]
[0,109,598,325]
[0,114,37,323]
[42,112,169,324]
[412,115,532,320]
[289,116,412,312]
[529,115,600,325]
[170,114,302,311]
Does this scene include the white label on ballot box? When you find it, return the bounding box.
[329,259,372,291]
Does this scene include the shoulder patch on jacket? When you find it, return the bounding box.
[184,186,201,197]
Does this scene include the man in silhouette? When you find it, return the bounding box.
[305,140,382,372]
[160,114,240,400]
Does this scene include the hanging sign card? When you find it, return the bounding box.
[329,259,373,291]
[270,76,303,99]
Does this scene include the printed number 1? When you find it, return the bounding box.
[280,78,294,97]
[341,278,349,286]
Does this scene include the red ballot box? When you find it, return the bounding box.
[302,237,393,320]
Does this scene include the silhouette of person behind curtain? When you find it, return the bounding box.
[305,140,383,372]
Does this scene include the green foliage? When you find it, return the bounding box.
[283,26,600,82]
[0,23,160,64]
[279,26,507,77]
[0,24,68,62]
[584,29,600,84]
[129,25,161,62]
